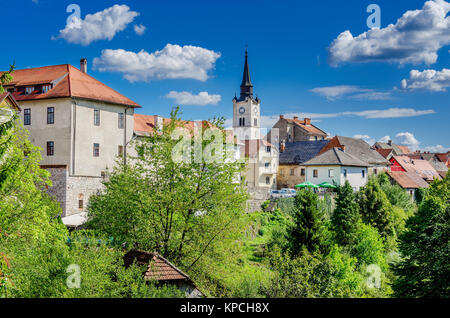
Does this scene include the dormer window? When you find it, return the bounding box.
[25,87,34,95]
[42,85,52,94]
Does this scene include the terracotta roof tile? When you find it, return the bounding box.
[393,156,441,181]
[387,171,430,189]
[285,118,327,135]
[2,64,140,107]
[124,250,191,282]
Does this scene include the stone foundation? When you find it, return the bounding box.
[43,166,105,217]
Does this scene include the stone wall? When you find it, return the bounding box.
[45,167,68,216]
[66,176,104,217]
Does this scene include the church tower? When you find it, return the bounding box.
[233,50,261,141]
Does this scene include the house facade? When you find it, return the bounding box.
[320,136,390,175]
[2,60,140,216]
[303,147,369,191]
[268,115,328,143]
[277,140,329,189]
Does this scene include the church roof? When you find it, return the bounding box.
[238,50,254,101]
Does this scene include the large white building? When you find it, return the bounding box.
[2,59,139,216]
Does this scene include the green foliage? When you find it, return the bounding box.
[393,174,450,298]
[351,223,388,272]
[288,190,330,255]
[331,181,361,246]
[64,232,185,298]
[87,108,249,296]
[263,246,365,298]
[357,177,396,243]
[414,187,428,204]
[378,173,415,213]
[0,117,70,297]
[0,63,14,94]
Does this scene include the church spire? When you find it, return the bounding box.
[240,50,253,100]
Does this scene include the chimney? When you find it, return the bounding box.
[304,118,311,125]
[388,140,392,146]
[341,145,346,152]
[293,116,298,121]
[280,140,286,153]
[80,58,87,73]
[280,115,284,119]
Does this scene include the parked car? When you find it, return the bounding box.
[269,190,283,199]
[280,188,297,197]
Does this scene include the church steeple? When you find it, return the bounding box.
[240,50,253,101]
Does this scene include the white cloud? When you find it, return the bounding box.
[401,68,450,91]
[421,144,450,152]
[166,91,221,106]
[353,134,375,145]
[310,85,392,100]
[93,44,221,82]
[395,132,420,150]
[379,136,392,143]
[292,108,435,119]
[55,5,139,46]
[310,85,368,100]
[328,0,450,66]
[134,24,146,36]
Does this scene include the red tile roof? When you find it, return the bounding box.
[0,92,20,111]
[393,156,441,181]
[1,64,140,107]
[387,171,430,189]
[284,118,327,136]
[124,250,191,282]
[375,148,393,159]
[134,114,215,137]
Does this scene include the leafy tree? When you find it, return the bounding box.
[87,108,249,294]
[357,177,396,242]
[393,174,450,298]
[331,181,361,246]
[378,173,415,213]
[288,189,329,255]
[0,104,70,297]
[263,246,364,298]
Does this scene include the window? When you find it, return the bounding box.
[93,143,100,157]
[328,169,334,177]
[239,117,245,127]
[254,118,257,126]
[280,169,284,176]
[94,109,100,126]
[315,136,318,141]
[24,108,31,125]
[373,168,378,175]
[265,162,270,168]
[313,169,318,178]
[78,194,84,211]
[47,141,54,156]
[7,88,14,93]
[266,146,271,153]
[47,107,54,124]
[362,170,366,178]
[290,169,295,176]
[25,87,34,95]
[42,85,51,94]
[301,168,305,176]
[118,113,124,129]
[344,169,347,178]
[266,176,271,185]
[118,145,124,156]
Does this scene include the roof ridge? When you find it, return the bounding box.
[66,64,72,97]
[334,147,343,164]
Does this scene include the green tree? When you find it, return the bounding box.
[357,177,396,242]
[331,181,361,246]
[0,105,70,297]
[393,174,450,298]
[288,189,329,255]
[87,108,249,294]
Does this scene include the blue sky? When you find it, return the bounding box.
[3,0,450,151]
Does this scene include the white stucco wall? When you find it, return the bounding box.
[306,165,368,190]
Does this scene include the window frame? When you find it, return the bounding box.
[47,107,54,125]
[118,113,125,129]
[47,141,54,156]
[24,108,31,125]
[94,109,100,126]
[93,143,100,157]
[313,169,318,178]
